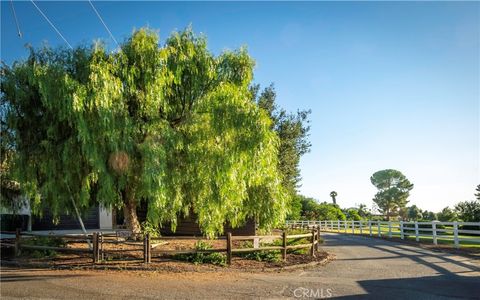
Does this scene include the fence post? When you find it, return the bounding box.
[377,222,381,237]
[14,228,21,257]
[310,229,315,257]
[369,221,372,236]
[453,222,459,248]
[414,222,419,242]
[147,233,151,263]
[282,230,287,261]
[388,222,392,238]
[351,220,355,234]
[227,232,232,265]
[100,232,104,261]
[336,220,339,232]
[316,225,321,251]
[143,233,150,263]
[400,221,404,240]
[344,221,347,234]
[432,222,437,245]
[92,232,98,263]
[359,221,363,235]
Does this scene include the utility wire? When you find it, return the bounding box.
[88,0,119,48]
[10,0,22,38]
[30,0,73,49]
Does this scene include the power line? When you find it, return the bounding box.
[10,0,22,38]
[30,0,73,49]
[88,0,119,48]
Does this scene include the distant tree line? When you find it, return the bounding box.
[292,178,479,223]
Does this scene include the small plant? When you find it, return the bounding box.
[175,241,226,266]
[235,241,280,262]
[21,236,66,258]
[243,250,280,262]
[141,221,160,238]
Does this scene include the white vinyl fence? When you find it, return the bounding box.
[286,220,480,249]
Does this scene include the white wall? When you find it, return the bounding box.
[99,206,113,230]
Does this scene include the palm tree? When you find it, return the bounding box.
[330,191,337,205]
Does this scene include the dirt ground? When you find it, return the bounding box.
[2,233,479,299]
[3,236,330,272]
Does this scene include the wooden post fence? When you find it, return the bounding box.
[143,233,151,263]
[14,228,21,257]
[282,231,287,261]
[100,232,104,261]
[92,232,99,263]
[316,225,321,251]
[226,232,232,265]
[310,229,315,257]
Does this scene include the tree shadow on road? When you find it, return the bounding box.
[332,274,479,299]
[322,233,480,275]
[0,268,88,282]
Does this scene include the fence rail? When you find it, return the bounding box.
[286,220,480,249]
[4,227,321,265]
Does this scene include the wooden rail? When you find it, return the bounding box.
[148,228,321,265]
[8,227,321,265]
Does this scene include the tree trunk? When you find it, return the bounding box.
[123,190,141,236]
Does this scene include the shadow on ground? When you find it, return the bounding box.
[324,233,480,274]
[334,274,479,299]
[0,268,88,282]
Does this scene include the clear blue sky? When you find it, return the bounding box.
[1,1,479,212]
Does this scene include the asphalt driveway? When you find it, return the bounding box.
[1,232,479,299]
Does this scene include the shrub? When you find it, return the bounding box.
[20,236,66,258]
[175,241,226,266]
[141,221,160,238]
[235,241,281,262]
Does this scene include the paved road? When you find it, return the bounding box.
[1,232,479,299]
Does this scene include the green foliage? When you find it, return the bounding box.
[422,210,437,221]
[454,200,480,222]
[1,27,287,236]
[407,205,423,221]
[345,208,362,221]
[357,204,371,219]
[299,196,345,220]
[0,95,19,206]
[253,84,311,219]
[174,241,226,266]
[141,221,160,238]
[286,194,303,220]
[20,236,66,258]
[238,241,280,262]
[371,169,413,220]
[437,207,458,222]
[237,231,315,262]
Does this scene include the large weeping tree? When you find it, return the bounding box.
[1,28,287,236]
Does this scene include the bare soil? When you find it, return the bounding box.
[4,237,331,273]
